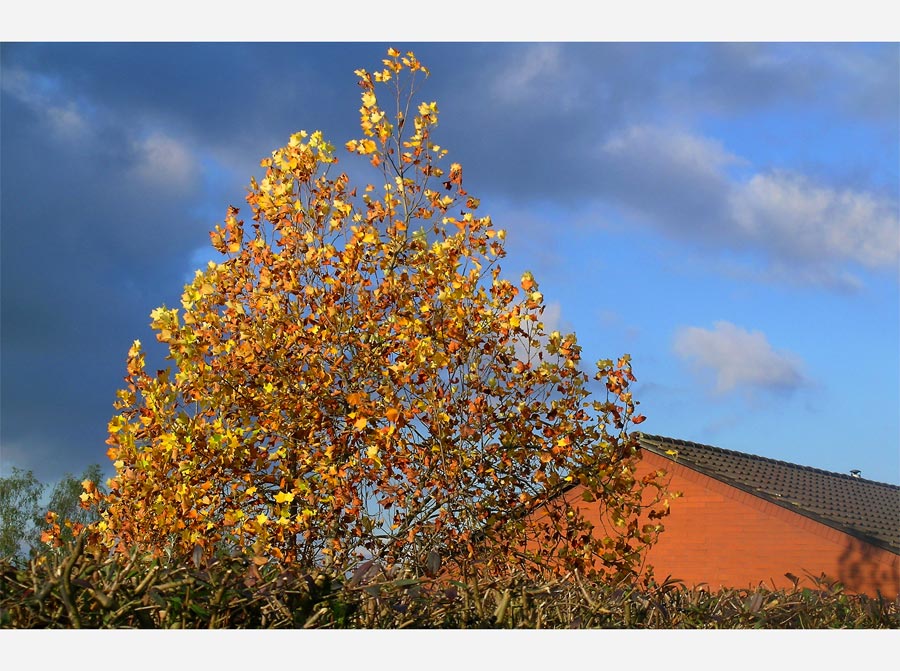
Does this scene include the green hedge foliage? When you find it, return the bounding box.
[2,535,897,629]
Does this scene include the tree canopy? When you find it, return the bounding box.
[2,465,104,566]
[64,49,669,580]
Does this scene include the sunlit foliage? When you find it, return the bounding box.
[63,49,669,580]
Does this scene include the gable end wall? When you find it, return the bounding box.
[626,451,899,597]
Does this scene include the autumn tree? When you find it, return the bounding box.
[41,464,106,548]
[74,49,669,580]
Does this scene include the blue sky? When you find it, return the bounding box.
[1,40,898,489]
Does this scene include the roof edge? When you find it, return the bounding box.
[637,432,900,490]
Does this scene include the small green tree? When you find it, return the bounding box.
[0,468,44,564]
[1,465,106,565]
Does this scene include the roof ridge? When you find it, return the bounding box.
[636,432,900,490]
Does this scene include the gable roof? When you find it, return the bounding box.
[637,433,900,555]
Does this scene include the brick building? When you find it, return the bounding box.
[560,433,900,598]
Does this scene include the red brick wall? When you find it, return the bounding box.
[566,450,900,598]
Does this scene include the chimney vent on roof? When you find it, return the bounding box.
[850,469,861,478]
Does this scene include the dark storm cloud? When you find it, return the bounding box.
[425,43,680,201]
[677,43,820,112]
[1,48,221,480]
[1,42,896,484]
[2,43,674,241]
[806,43,899,123]
[7,44,341,141]
[665,43,900,122]
[3,42,405,183]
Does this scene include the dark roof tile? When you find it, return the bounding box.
[637,433,900,554]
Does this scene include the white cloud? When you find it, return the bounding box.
[1,66,89,139]
[44,103,89,137]
[603,125,741,180]
[492,44,564,103]
[130,132,199,193]
[673,321,807,395]
[3,66,200,194]
[489,44,586,113]
[598,125,742,240]
[599,125,900,286]
[730,172,899,269]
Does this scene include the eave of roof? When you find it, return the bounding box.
[637,433,900,555]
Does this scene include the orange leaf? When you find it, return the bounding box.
[521,272,535,291]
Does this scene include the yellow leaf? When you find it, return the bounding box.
[354,417,368,430]
[256,514,268,526]
[367,445,379,459]
[418,101,438,117]
[385,407,400,423]
[274,491,295,504]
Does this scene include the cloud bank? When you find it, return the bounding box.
[598,125,899,288]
